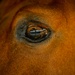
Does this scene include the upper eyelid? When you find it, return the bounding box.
[15,14,51,31]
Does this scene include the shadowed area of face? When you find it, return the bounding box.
[0,0,75,75]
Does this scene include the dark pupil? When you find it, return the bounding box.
[16,20,51,43]
[26,26,47,40]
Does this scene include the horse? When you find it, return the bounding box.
[0,0,75,75]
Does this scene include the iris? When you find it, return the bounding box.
[16,20,52,43]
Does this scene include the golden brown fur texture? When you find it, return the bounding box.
[0,0,75,75]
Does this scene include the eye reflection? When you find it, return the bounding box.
[16,19,52,43]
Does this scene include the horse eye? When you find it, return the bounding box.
[16,20,52,43]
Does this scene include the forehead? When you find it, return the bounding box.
[1,0,74,8]
[0,0,75,12]
[0,0,74,6]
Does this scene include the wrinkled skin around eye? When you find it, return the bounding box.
[0,0,75,75]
